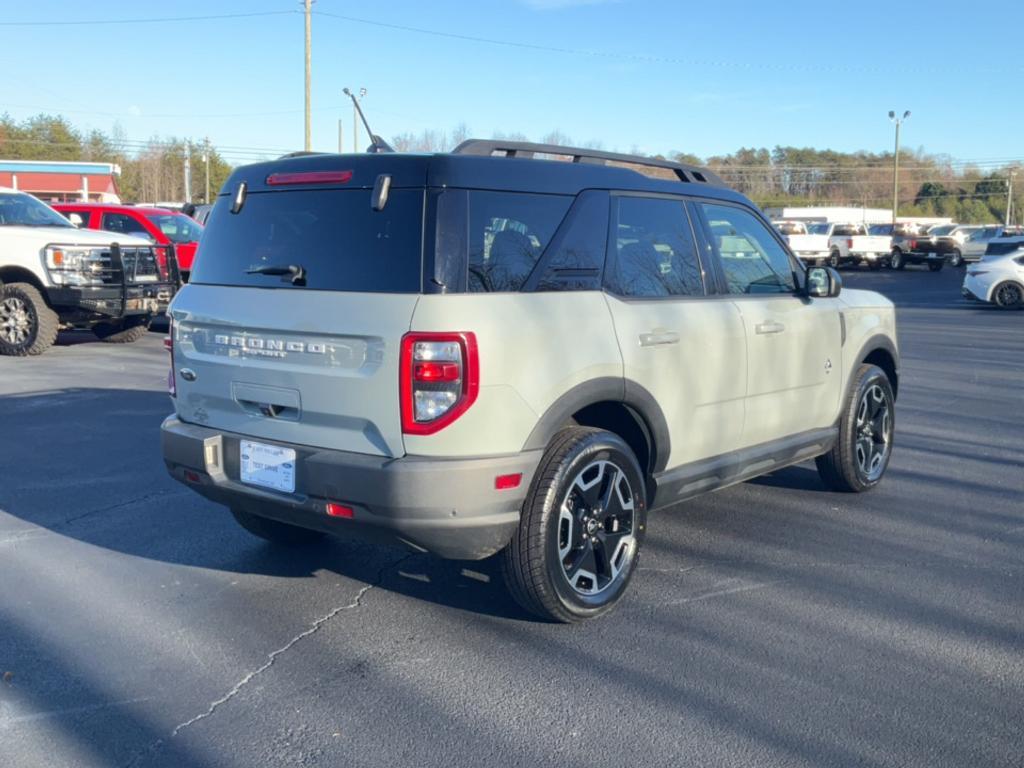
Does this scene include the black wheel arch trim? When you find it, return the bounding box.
[850,334,900,398]
[522,376,672,474]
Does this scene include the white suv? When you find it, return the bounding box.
[161,141,899,622]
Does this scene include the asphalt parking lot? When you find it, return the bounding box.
[1,267,1022,768]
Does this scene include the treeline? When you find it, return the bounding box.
[0,114,233,204]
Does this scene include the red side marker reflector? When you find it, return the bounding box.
[265,170,353,186]
[495,473,522,491]
[326,502,355,518]
[184,470,201,483]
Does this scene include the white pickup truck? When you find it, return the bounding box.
[0,187,175,356]
[783,221,832,265]
[826,223,891,270]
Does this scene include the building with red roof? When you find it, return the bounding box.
[0,160,121,203]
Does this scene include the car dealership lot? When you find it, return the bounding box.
[1,269,1022,768]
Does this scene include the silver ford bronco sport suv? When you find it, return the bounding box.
[161,140,898,622]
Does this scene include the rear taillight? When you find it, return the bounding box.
[846,238,854,249]
[400,332,479,435]
[165,317,175,397]
[910,239,917,249]
[154,246,169,280]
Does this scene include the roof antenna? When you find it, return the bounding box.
[343,88,394,153]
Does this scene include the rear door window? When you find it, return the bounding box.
[609,196,704,298]
[190,189,424,292]
[101,212,153,240]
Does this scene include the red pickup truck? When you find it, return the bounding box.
[54,203,203,281]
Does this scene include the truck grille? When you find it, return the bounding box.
[93,247,161,285]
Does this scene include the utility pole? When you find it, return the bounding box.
[202,138,211,203]
[888,110,910,225]
[303,0,313,151]
[337,119,344,153]
[1006,170,1016,226]
[183,144,192,203]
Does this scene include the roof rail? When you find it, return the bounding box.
[451,139,724,187]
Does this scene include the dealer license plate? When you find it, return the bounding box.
[240,440,296,493]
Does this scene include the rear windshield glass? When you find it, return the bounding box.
[190,189,423,292]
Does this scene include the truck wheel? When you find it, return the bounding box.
[816,364,895,493]
[950,249,963,267]
[230,508,326,547]
[890,249,905,270]
[993,281,1024,309]
[0,282,59,357]
[503,427,647,623]
[94,319,150,344]
[828,251,840,268]
[928,261,944,272]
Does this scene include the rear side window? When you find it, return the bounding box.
[610,196,703,298]
[436,191,573,292]
[190,189,424,292]
[102,212,152,239]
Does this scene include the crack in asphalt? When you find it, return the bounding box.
[122,552,416,768]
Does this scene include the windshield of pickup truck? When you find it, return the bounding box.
[0,192,75,228]
[807,223,831,235]
[145,212,203,244]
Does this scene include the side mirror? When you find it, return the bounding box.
[807,266,842,298]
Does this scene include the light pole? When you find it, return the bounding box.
[888,110,910,225]
[303,0,313,151]
[344,87,366,152]
[202,137,211,204]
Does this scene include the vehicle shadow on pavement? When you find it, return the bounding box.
[0,386,535,622]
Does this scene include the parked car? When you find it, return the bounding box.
[0,188,173,355]
[827,223,891,269]
[962,236,1024,308]
[926,224,980,267]
[161,140,899,622]
[54,203,203,282]
[889,224,956,271]
[785,221,833,265]
[961,225,1013,263]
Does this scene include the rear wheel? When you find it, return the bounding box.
[816,364,895,493]
[890,249,905,270]
[503,427,647,623]
[950,249,963,267]
[928,261,944,272]
[230,508,326,547]
[0,282,59,357]
[94,318,150,343]
[828,250,841,268]
[993,281,1024,309]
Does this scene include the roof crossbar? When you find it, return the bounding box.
[451,139,724,187]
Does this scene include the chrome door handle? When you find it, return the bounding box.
[755,321,785,335]
[639,330,680,347]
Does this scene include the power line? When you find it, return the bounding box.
[0,10,295,27]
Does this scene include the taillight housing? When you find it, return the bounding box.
[165,317,175,397]
[154,246,170,280]
[910,239,917,250]
[846,238,854,249]
[400,332,479,435]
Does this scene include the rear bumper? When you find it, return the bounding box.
[160,417,542,560]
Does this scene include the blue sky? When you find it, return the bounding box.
[2,0,1022,164]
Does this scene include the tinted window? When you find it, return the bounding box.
[534,190,608,291]
[101,213,152,239]
[145,213,203,244]
[61,209,91,227]
[701,203,796,294]
[190,189,424,292]
[833,224,865,236]
[611,196,703,298]
[807,223,831,235]
[462,191,571,292]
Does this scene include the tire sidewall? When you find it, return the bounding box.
[0,284,41,354]
[844,366,896,491]
[890,249,903,269]
[994,282,1024,309]
[540,433,647,618]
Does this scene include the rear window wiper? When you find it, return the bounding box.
[246,263,307,286]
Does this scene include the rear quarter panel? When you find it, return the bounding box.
[405,292,622,457]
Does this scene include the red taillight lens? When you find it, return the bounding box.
[495,473,522,491]
[400,332,479,435]
[165,317,176,397]
[846,238,854,249]
[910,239,917,249]
[265,170,353,186]
[326,502,354,518]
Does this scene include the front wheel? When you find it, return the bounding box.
[890,249,905,270]
[828,251,841,269]
[816,364,895,493]
[503,427,647,623]
[993,281,1024,309]
[928,261,944,272]
[950,249,963,267]
[0,282,59,356]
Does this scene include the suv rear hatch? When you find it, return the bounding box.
[169,159,428,458]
